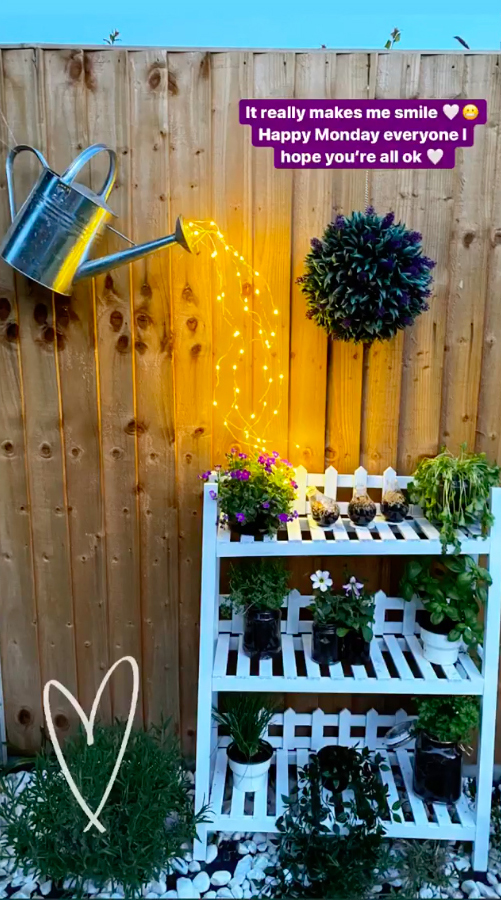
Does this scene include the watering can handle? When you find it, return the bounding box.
[5,144,49,221]
[61,144,116,202]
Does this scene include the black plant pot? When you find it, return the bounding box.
[243,607,281,659]
[316,745,352,793]
[311,624,370,666]
[228,513,273,536]
[412,730,462,803]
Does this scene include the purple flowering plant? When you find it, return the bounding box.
[297,207,435,344]
[201,448,297,534]
[308,572,375,641]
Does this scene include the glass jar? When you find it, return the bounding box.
[243,608,281,659]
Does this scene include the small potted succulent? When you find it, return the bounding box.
[410,444,500,553]
[401,555,490,666]
[309,572,375,665]
[213,694,276,793]
[412,696,479,803]
[200,449,298,537]
[228,559,289,659]
[348,487,376,527]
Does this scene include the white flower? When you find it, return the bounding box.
[310,570,333,592]
[343,576,364,597]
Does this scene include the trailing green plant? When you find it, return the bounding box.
[413,696,480,745]
[400,555,491,646]
[389,839,454,897]
[200,449,297,535]
[296,207,434,344]
[228,559,289,613]
[309,572,375,641]
[409,445,500,553]
[273,747,398,898]
[0,721,207,899]
[212,694,276,761]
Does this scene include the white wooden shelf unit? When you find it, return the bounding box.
[194,466,501,873]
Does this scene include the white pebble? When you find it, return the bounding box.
[456,858,471,873]
[231,887,243,899]
[462,881,478,895]
[249,869,265,883]
[419,888,434,899]
[192,872,210,894]
[172,858,189,876]
[251,833,267,845]
[211,872,232,888]
[495,887,501,899]
[488,874,499,887]
[206,845,218,865]
[177,877,200,899]
[243,892,252,900]
[216,891,233,900]
[164,893,178,899]
[256,842,267,853]
[232,833,242,842]
[477,884,498,899]
[204,894,217,899]
[237,841,256,856]
[233,857,253,884]
[38,882,52,897]
[189,861,201,875]
[150,879,167,894]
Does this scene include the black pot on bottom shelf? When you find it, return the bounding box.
[243,607,281,659]
[311,623,370,666]
[315,745,352,793]
[412,729,463,803]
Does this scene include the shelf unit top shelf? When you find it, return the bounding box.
[213,591,483,695]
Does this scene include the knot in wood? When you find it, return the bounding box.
[40,442,52,458]
[141,282,152,299]
[1,440,14,456]
[136,312,150,329]
[17,708,33,726]
[110,309,123,331]
[186,316,198,331]
[463,230,476,247]
[5,322,19,342]
[0,297,11,320]
[191,342,202,356]
[116,334,129,352]
[135,340,148,354]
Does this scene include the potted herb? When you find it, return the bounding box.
[213,695,275,793]
[412,696,479,803]
[229,559,289,659]
[348,488,376,526]
[200,449,298,536]
[409,445,500,553]
[401,556,491,665]
[309,572,375,665]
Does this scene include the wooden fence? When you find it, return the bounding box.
[0,46,501,758]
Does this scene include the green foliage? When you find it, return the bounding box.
[212,694,276,761]
[468,778,501,850]
[104,29,120,43]
[228,559,289,612]
[309,574,375,642]
[201,449,297,535]
[296,208,434,344]
[384,27,401,49]
[400,555,491,645]
[0,722,207,898]
[390,840,454,897]
[414,696,480,745]
[274,748,395,898]
[410,445,500,553]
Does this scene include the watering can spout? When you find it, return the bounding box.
[74,216,197,283]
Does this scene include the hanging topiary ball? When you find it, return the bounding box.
[296,207,435,344]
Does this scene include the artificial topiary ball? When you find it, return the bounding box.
[297,207,435,344]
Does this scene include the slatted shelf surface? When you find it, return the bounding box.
[208,747,475,841]
[214,591,483,694]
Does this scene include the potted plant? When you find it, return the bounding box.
[412,696,479,803]
[381,488,409,523]
[309,573,375,666]
[200,449,298,536]
[400,555,491,666]
[228,559,289,659]
[212,695,276,793]
[409,445,500,553]
[348,487,376,526]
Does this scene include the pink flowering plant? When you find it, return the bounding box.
[309,572,375,641]
[201,449,298,535]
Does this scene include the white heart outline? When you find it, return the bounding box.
[43,656,140,833]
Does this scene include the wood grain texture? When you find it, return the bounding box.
[440,54,501,452]
[128,50,179,730]
[168,51,212,754]
[0,49,42,752]
[4,48,78,739]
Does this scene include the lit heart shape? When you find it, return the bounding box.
[43,656,139,833]
[427,148,444,165]
[443,103,459,120]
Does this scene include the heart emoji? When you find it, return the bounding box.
[427,148,444,165]
[443,103,459,120]
[43,656,139,833]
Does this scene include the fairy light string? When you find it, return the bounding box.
[188,219,284,452]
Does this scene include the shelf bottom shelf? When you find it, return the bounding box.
[208,747,476,841]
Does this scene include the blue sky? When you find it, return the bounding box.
[0,1,500,49]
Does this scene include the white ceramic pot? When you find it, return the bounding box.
[227,741,273,793]
[420,625,461,665]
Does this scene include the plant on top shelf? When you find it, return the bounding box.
[212,694,276,794]
[400,555,491,666]
[200,448,298,536]
[274,748,394,898]
[411,696,480,805]
[229,559,289,659]
[409,444,500,553]
[296,207,435,345]
[308,571,375,666]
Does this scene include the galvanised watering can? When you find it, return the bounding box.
[0,143,196,296]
